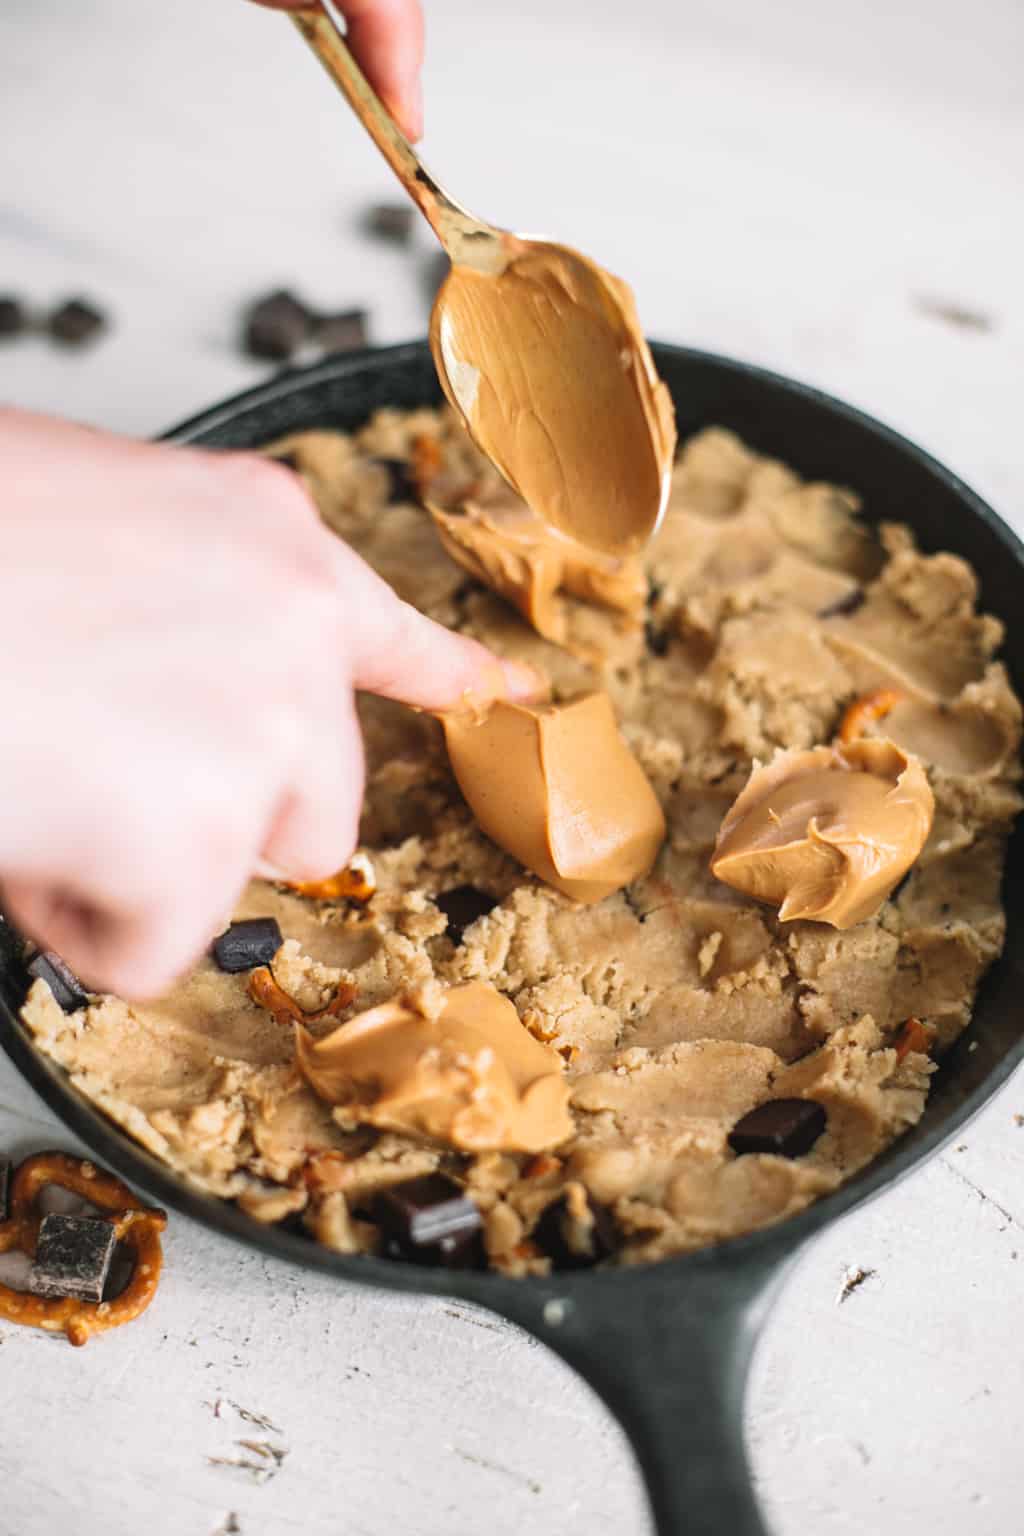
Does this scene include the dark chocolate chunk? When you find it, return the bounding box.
[373,456,417,504]
[818,587,865,620]
[212,918,283,974]
[0,1158,9,1222]
[48,297,107,347]
[26,950,89,1013]
[243,289,312,362]
[533,1194,616,1270]
[435,885,498,946]
[374,1174,483,1267]
[644,621,670,657]
[28,1213,116,1303]
[0,296,27,339]
[312,307,369,355]
[363,203,415,244]
[728,1098,827,1158]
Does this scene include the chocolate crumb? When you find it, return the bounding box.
[312,308,368,355]
[914,295,994,333]
[363,204,415,244]
[435,885,499,945]
[373,456,418,504]
[533,1194,616,1270]
[243,289,311,362]
[818,587,865,619]
[644,621,670,657]
[0,296,28,340]
[48,297,107,347]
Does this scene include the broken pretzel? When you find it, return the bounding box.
[0,1152,167,1346]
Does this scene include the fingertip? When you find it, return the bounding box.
[500,659,549,704]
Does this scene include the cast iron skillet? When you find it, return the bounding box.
[2,342,1022,1536]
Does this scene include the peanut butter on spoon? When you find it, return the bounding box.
[289,11,675,559]
[442,693,666,904]
[710,739,934,929]
[295,981,573,1154]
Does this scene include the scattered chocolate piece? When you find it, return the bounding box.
[914,295,994,334]
[533,1194,616,1270]
[0,1158,9,1222]
[26,950,89,1014]
[818,587,865,619]
[728,1098,827,1158]
[644,621,670,657]
[213,918,283,974]
[48,297,107,347]
[435,885,499,945]
[312,307,369,355]
[0,296,27,339]
[373,456,418,504]
[27,1213,116,1303]
[364,204,415,244]
[243,289,312,362]
[373,1174,483,1267]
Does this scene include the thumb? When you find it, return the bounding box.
[330,538,542,712]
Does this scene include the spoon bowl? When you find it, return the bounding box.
[290,4,675,554]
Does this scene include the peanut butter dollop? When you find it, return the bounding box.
[431,243,676,556]
[295,981,573,1154]
[429,485,646,645]
[710,739,934,929]
[443,692,666,904]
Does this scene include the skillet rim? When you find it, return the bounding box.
[2,337,1022,1304]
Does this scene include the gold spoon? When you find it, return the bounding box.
[290,4,675,556]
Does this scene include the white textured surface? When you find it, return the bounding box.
[1,2,1023,1533]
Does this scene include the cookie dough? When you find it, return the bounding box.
[21,412,1022,1273]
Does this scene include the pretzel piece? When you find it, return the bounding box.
[0,1152,167,1346]
[894,1016,938,1062]
[285,852,376,904]
[248,967,358,1028]
[837,688,902,744]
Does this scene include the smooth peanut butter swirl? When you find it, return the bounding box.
[295,981,573,1154]
[430,243,676,556]
[711,739,935,928]
[429,485,646,645]
[443,692,666,904]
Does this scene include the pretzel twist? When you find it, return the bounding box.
[0,1152,167,1346]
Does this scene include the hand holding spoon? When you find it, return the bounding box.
[290,4,675,556]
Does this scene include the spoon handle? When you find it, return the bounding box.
[289,5,505,269]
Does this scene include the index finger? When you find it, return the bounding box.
[249,0,425,140]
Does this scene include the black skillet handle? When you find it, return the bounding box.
[492,1236,803,1536]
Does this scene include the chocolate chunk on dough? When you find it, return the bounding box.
[534,1193,616,1270]
[48,297,107,346]
[26,951,89,1014]
[728,1099,827,1158]
[212,918,283,974]
[28,1214,116,1303]
[434,885,498,945]
[374,1174,483,1267]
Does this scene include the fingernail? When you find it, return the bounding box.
[405,79,424,142]
[501,660,548,703]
